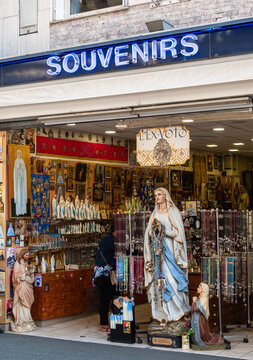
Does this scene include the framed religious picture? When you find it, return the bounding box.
[0,163,3,184]
[67,166,74,179]
[15,219,26,235]
[112,168,121,187]
[56,161,64,184]
[213,155,219,169]
[95,164,104,183]
[25,129,35,153]
[100,209,107,219]
[105,180,112,193]
[76,183,86,200]
[113,188,122,204]
[36,159,44,173]
[155,169,165,186]
[171,170,181,187]
[185,200,197,216]
[93,183,104,202]
[66,179,74,192]
[0,187,4,214]
[0,270,5,293]
[55,184,65,203]
[218,156,223,171]
[50,171,55,181]
[104,192,112,204]
[8,144,31,218]
[6,247,16,269]
[75,163,87,182]
[104,166,112,179]
[224,155,232,170]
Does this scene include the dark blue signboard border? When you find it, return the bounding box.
[1,18,253,87]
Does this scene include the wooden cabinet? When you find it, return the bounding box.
[31,268,98,321]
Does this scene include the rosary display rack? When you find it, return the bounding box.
[201,209,253,340]
[114,212,150,297]
[110,212,150,344]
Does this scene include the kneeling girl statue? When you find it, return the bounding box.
[144,187,191,322]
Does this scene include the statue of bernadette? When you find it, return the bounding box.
[144,187,191,323]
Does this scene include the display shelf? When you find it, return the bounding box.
[54,232,105,238]
[50,219,104,225]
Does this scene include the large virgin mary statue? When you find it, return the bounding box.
[14,150,27,216]
[144,187,191,322]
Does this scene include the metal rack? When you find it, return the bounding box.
[201,209,252,344]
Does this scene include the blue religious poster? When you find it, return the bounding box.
[31,175,50,234]
[140,177,155,211]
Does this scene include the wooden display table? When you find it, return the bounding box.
[31,268,97,321]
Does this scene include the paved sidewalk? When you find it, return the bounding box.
[4,304,253,359]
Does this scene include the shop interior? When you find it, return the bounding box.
[0,101,253,350]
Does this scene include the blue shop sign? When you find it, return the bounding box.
[1,18,253,87]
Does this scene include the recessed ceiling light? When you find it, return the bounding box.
[182,119,194,123]
[213,127,224,131]
[251,138,253,141]
[105,130,116,134]
[206,144,218,147]
[233,142,244,146]
[116,121,127,129]
[229,149,239,152]
[66,123,76,126]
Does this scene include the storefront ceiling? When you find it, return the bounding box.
[58,110,253,157]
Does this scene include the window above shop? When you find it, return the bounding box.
[19,0,38,35]
[51,0,128,20]
[70,0,123,15]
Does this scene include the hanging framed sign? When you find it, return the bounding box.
[136,126,190,167]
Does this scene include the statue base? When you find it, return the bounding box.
[147,318,191,348]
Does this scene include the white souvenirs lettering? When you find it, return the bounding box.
[46,33,199,76]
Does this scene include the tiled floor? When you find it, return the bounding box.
[10,303,253,359]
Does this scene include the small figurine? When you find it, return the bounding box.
[191,283,224,348]
[41,256,46,273]
[59,196,65,219]
[70,201,75,219]
[65,197,71,219]
[35,255,39,266]
[80,200,84,220]
[50,255,55,273]
[52,195,57,220]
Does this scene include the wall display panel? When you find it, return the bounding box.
[31,174,50,234]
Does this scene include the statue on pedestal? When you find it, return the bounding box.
[11,249,36,333]
[144,187,191,323]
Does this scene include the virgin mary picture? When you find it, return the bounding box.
[9,145,31,218]
[14,150,27,216]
